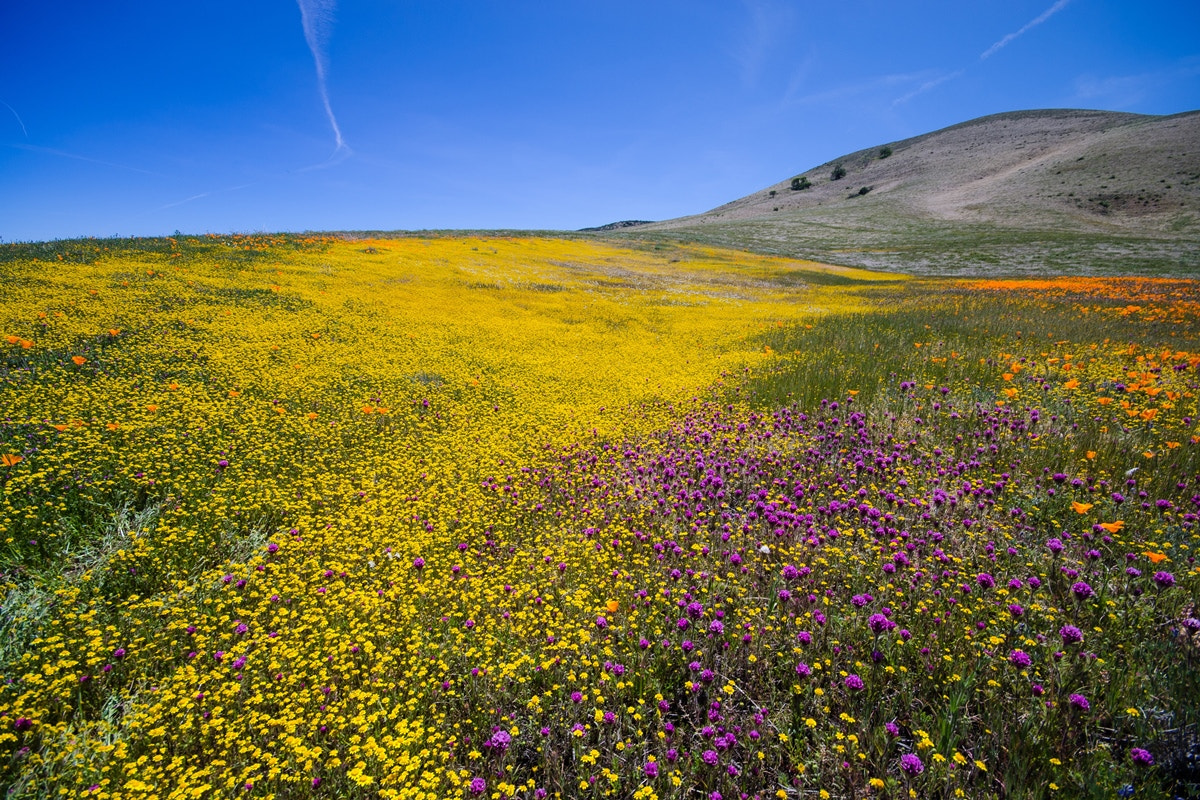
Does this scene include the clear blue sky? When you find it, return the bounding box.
[2,1,1198,241]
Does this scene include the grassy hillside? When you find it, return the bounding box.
[613,109,1200,276]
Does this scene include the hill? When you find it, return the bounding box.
[613,109,1200,276]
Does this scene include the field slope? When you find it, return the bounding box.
[1,235,1199,799]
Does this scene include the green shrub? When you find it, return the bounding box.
[831,164,846,181]
[790,176,812,191]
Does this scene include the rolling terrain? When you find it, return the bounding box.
[611,109,1200,276]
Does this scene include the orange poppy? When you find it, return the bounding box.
[1071,502,1093,514]
[1143,551,1168,564]
[71,355,87,366]
[1099,521,1124,533]
[1,453,23,467]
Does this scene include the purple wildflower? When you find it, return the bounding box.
[1060,625,1084,645]
[900,753,924,776]
[1130,748,1154,766]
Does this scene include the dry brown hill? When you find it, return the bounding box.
[613,109,1200,276]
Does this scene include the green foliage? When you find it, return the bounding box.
[831,163,847,181]
[879,146,893,159]
[791,176,812,191]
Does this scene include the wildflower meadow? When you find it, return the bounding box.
[1,235,1198,799]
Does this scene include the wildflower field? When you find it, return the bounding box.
[1,234,1198,800]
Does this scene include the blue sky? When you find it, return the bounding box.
[2,1,1198,241]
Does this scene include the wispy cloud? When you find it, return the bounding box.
[1072,57,1200,109]
[5,142,162,176]
[892,70,964,106]
[297,0,350,156]
[1,100,27,138]
[296,147,354,173]
[981,0,1071,60]
[786,71,934,106]
[732,0,795,87]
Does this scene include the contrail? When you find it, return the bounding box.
[1,100,28,138]
[981,0,1071,60]
[6,142,162,175]
[296,0,349,154]
[159,183,255,211]
[892,70,964,107]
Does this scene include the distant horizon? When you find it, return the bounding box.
[3,1,1198,242]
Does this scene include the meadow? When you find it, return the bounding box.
[1,235,1197,800]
